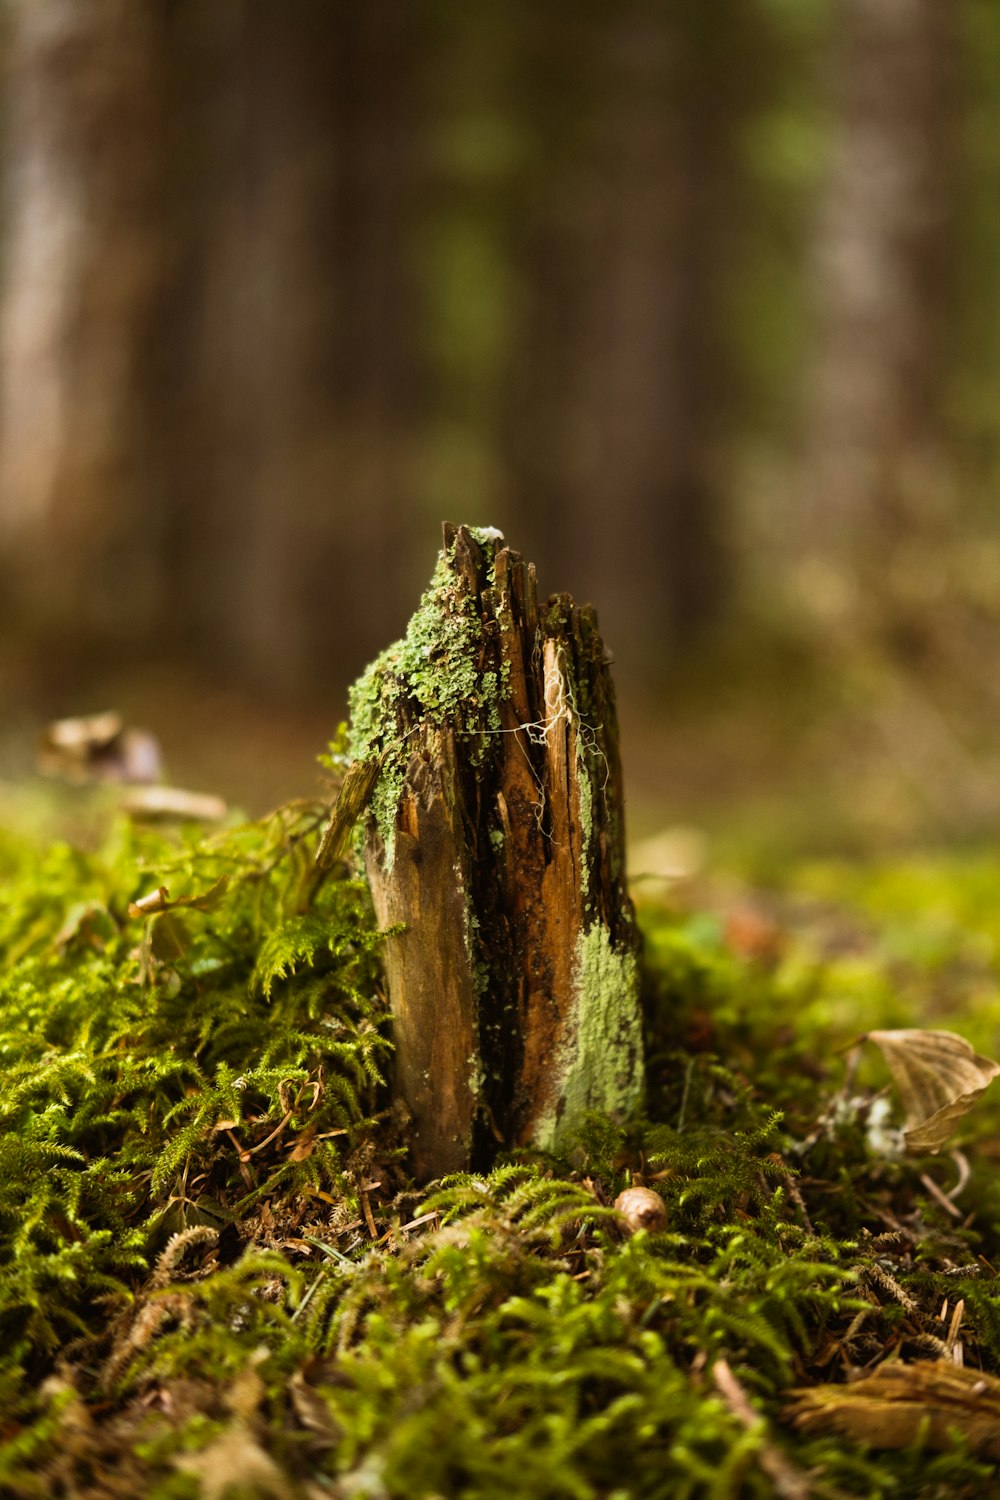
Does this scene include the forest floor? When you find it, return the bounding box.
[3,655,1000,1497]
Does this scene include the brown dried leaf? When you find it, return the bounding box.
[724,905,785,968]
[38,712,162,785]
[53,900,117,952]
[121,785,228,822]
[174,1423,292,1500]
[289,1367,341,1447]
[787,1360,1000,1461]
[288,1127,317,1163]
[127,876,229,920]
[865,1029,1000,1154]
[128,886,172,917]
[44,710,123,752]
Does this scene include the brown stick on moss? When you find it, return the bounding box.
[346,524,642,1180]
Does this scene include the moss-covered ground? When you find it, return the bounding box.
[3,775,1000,1497]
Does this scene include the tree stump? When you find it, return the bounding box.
[346,524,642,1179]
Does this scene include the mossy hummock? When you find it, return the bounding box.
[348,524,643,1177]
[6,768,1000,1495]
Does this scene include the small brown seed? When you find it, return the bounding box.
[614,1186,668,1234]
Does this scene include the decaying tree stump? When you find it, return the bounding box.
[345,524,642,1179]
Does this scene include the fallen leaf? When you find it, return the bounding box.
[174,1423,292,1500]
[121,785,228,821]
[864,1029,1000,1154]
[128,876,229,919]
[724,905,785,967]
[289,1366,342,1447]
[128,886,172,917]
[787,1360,1000,1460]
[288,1126,317,1163]
[53,901,117,952]
[628,826,708,905]
[43,710,122,752]
[38,712,162,785]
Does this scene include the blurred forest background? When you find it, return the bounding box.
[2,0,1000,861]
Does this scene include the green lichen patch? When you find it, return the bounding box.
[347,538,511,867]
[534,924,643,1154]
[575,727,596,900]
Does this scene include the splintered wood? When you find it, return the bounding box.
[788,1360,1000,1461]
[353,524,642,1180]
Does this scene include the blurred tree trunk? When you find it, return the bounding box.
[408,5,523,536]
[506,3,759,682]
[171,0,420,695]
[0,0,168,673]
[803,0,958,586]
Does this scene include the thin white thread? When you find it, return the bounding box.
[372,672,611,844]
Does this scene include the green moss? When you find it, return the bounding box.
[347,540,511,868]
[0,804,389,1408]
[7,807,1000,1495]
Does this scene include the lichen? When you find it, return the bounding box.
[575,733,595,900]
[533,923,643,1153]
[347,540,511,869]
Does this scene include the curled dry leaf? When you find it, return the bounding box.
[174,1423,292,1500]
[38,711,163,785]
[127,875,229,920]
[128,886,171,917]
[289,1366,342,1448]
[45,709,122,751]
[53,900,117,952]
[787,1360,1000,1461]
[121,785,228,822]
[865,1028,1000,1154]
[288,1124,317,1162]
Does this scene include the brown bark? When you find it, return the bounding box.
[364,726,480,1178]
[355,526,643,1181]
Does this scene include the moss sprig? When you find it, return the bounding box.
[5,817,1000,1494]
